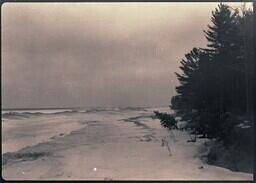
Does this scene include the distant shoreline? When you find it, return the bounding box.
[1,107,76,111]
[2,105,168,111]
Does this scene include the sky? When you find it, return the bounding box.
[2,2,250,109]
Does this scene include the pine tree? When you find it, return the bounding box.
[204,3,245,115]
[171,3,248,140]
[200,4,246,139]
[172,48,200,118]
[239,8,254,122]
[154,111,178,130]
[168,3,253,172]
[171,48,208,135]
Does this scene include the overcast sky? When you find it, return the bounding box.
[2,2,248,109]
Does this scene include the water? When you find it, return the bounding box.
[2,108,75,115]
[2,106,166,154]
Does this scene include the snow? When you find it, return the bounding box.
[2,107,253,180]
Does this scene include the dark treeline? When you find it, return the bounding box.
[156,3,254,172]
[171,3,254,144]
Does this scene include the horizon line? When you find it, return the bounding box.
[1,105,170,110]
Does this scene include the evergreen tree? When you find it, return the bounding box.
[204,3,244,114]
[154,111,178,130]
[167,3,254,172]
[171,3,251,140]
[171,48,201,129]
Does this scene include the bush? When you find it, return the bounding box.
[154,111,178,130]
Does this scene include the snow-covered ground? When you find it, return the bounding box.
[1,107,253,180]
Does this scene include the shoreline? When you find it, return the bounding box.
[2,109,253,180]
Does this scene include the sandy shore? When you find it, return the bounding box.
[2,108,253,180]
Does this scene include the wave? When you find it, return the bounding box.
[83,107,149,113]
[53,110,79,114]
[82,108,109,113]
[1,107,151,120]
[1,109,77,120]
[2,112,33,120]
[2,109,74,114]
[117,106,149,111]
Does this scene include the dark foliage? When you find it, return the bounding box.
[170,3,254,148]
[154,111,178,130]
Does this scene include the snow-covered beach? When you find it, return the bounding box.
[1,107,253,180]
